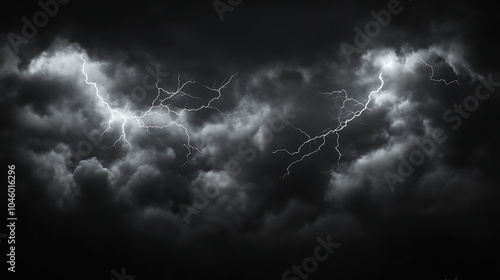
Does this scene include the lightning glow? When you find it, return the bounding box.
[273,60,391,178]
[80,54,237,166]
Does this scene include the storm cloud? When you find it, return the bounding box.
[1,0,499,279]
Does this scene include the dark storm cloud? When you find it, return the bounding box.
[1,0,499,279]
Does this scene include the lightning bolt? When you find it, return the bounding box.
[80,54,236,166]
[273,60,391,178]
[421,58,463,86]
[81,56,131,147]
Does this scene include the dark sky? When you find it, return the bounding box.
[1,0,499,279]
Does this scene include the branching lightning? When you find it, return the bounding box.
[81,57,132,147]
[273,57,464,178]
[421,58,463,86]
[273,60,392,178]
[80,54,237,166]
